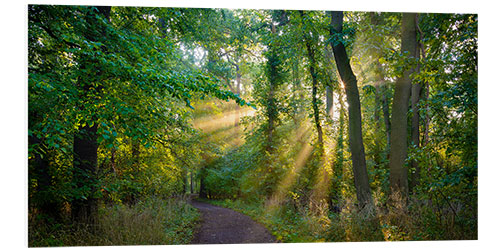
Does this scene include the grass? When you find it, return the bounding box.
[28,196,200,247]
[203,193,477,243]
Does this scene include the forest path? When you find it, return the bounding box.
[190,200,276,244]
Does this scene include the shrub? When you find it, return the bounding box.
[29,196,199,247]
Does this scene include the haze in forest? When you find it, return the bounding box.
[27,5,477,246]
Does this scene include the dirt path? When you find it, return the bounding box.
[190,200,276,244]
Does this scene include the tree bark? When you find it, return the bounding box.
[324,47,335,120]
[72,123,99,222]
[72,6,111,223]
[265,22,279,154]
[388,12,418,200]
[417,21,430,147]
[409,81,422,192]
[329,11,373,209]
[409,15,426,193]
[199,167,208,198]
[409,39,422,193]
[260,13,285,196]
[300,10,324,151]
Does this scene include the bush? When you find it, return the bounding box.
[29,196,199,247]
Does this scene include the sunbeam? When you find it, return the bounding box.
[265,122,314,211]
[193,106,255,133]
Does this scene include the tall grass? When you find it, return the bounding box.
[29,196,199,247]
[206,191,477,243]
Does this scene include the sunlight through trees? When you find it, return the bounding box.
[28,5,477,246]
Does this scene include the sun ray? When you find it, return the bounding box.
[224,128,245,148]
[309,155,332,213]
[265,121,314,211]
[202,123,240,140]
[193,106,255,133]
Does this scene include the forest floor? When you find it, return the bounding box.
[190,200,276,244]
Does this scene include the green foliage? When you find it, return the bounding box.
[28,5,477,245]
[28,4,251,212]
[29,196,199,246]
[200,9,476,243]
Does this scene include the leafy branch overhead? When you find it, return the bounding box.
[28,6,477,246]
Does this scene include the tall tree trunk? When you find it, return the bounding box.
[261,13,285,196]
[265,22,279,154]
[72,6,111,223]
[72,123,98,222]
[409,40,422,193]
[266,84,276,153]
[409,82,422,193]
[300,11,324,152]
[329,11,373,209]
[417,21,430,147]
[410,15,427,192]
[324,47,335,120]
[72,55,100,221]
[388,13,418,200]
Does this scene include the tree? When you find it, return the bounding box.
[368,12,393,148]
[28,7,478,245]
[28,5,249,222]
[388,13,417,200]
[299,10,324,152]
[263,11,286,154]
[71,5,111,223]
[329,11,373,209]
[409,14,425,192]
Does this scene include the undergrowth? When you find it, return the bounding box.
[29,196,200,247]
[204,193,477,243]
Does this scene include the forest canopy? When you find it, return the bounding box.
[27,4,477,246]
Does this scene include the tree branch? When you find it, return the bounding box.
[31,15,81,48]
